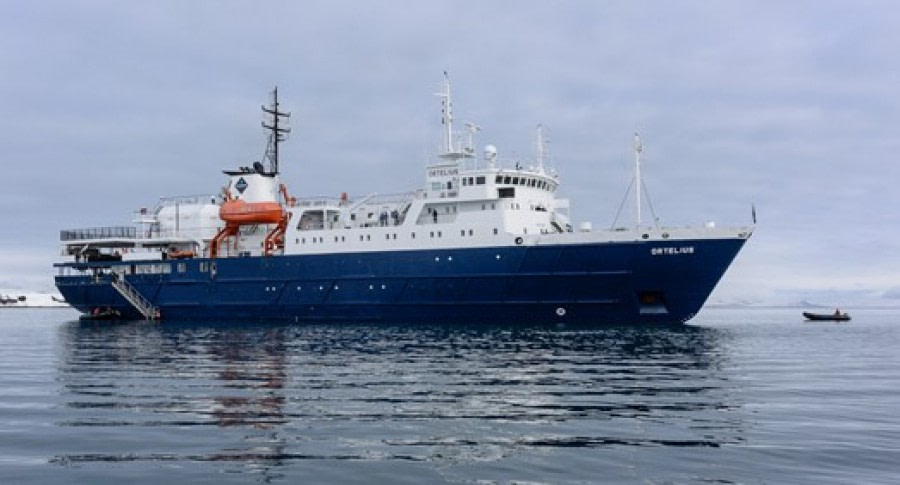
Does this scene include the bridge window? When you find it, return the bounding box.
[498,187,515,198]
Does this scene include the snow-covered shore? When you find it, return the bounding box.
[0,291,69,308]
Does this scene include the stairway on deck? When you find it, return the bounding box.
[110,275,159,320]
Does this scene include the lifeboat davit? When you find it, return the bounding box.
[219,199,284,224]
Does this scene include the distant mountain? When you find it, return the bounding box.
[792,300,828,308]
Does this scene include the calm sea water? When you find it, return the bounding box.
[1,308,898,484]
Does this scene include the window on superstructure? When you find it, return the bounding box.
[498,187,515,198]
[503,176,511,184]
[177,263,186,273]
[359,235,364,242]
[469,229,473,236]
[430,231,434,238]
[460,230,465,236]
[493,228,498,235]
[476,176,485,185]
[386,234,390,240]
[367,235,371,241]
[462,178,468,186]
[496,175,502,184]
[512,177,519,185]
[438,231,442,237]
[200,262,208,273]
[411,232,415,239]
[393,234,397,240]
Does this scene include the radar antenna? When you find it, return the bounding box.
[262,87,291,174]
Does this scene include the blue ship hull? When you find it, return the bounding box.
[55,238,745,325]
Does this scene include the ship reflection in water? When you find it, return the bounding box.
[53,321,744,478]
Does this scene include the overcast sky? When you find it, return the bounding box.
[2,1,899,306]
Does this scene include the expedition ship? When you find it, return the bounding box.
[54,77,753,324]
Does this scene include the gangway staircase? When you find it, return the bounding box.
[110,275,159,320]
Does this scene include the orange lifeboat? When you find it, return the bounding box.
[219,199,284,224]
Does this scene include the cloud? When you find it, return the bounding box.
[2,1,900,300]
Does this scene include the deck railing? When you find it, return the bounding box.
[60,226,136,241]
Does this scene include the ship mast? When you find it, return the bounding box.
[536,124,547,174]
[439,71,453,154]
[634,132,643,227]
[262,87,291,174]
[436,72,473,161]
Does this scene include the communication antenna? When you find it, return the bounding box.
[465,122,480,167]
[262,87,291,174]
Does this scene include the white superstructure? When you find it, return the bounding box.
[59,76,752,265]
